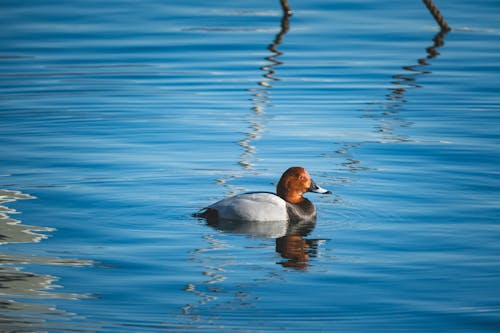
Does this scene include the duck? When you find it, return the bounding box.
[196,167,331,222]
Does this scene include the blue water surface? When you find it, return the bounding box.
[1,0,500,332]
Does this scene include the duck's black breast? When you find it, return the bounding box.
[286,198,316,222]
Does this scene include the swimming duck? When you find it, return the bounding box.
[197,167,331,222]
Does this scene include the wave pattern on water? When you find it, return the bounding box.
[1,0,500,332]
[0,188,95,332]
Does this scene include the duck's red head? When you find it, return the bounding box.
[276,167,331,204]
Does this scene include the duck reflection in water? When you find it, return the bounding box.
[205,213,320,269]
[275,219,321,269]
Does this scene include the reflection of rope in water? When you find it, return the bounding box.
[337,1,450,171]
[184,2,294,322]
[377,27,449,140]
[239,2,291,169]
[384,0,450,133]
[215,2,291,199]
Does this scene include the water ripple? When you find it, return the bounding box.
[0,188,95,332]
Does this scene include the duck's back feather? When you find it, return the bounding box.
[207,192,288,222]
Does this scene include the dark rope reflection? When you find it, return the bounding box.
[239,1,291,168]
[338,1,451,171]
[185,1,295,322]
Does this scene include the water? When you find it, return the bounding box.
[1,0,500,332]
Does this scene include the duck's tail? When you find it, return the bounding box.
[193,208,218,222]
[193,208,208,218]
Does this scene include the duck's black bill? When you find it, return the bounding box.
[308,181,332,194]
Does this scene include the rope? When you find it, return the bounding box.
[280,0,292,16]
[422,0,451,31]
